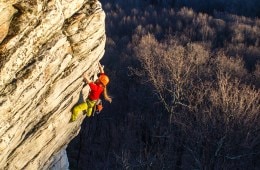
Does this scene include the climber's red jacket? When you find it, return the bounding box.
[88,73,105,100]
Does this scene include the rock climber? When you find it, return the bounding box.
[71,62,112,121]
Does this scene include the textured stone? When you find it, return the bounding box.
[0,2,17,44]
[44,148,69,170]
[0,0,105,169]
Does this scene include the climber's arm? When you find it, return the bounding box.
[98,62,104,74]
[83,72,91,84]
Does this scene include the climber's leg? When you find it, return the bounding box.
[71,102,88,121]
[86,100,96,117]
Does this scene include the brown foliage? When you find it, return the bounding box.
[133,33,260,169]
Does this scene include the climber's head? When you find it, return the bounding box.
[98,74,109,86]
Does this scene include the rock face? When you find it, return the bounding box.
[0,0,106,169]
[0,2,17,44]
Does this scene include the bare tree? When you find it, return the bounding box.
[133,33,260,169]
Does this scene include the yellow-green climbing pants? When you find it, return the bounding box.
[71,99,96,121]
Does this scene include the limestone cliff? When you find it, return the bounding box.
[0,0,106,169]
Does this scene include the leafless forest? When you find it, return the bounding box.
[67,0,260,169]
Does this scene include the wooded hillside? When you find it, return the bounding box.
[67,1,260,169]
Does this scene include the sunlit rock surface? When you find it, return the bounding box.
[0,0,106,169]
[0,2,17,44]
